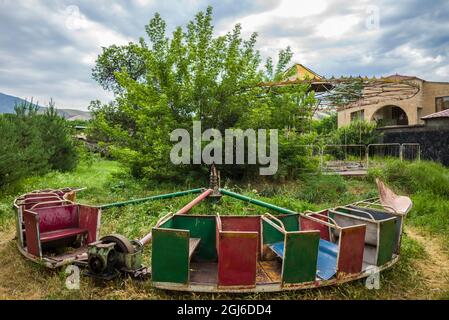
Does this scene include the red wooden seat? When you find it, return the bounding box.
[23,204,100,258]
[40,228,88,243]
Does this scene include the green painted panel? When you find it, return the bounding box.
[377,218,397,266]
[173,216,217,261]
[159,217,174,229]
[328,211,335,222]
[151,228,189,283]
[283,231,319,284]
[280,214,300,231]
[262,219,284,245]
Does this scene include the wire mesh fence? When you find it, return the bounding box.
[311,143,421,174]
[367,143,401,169]
[402,143,421,162]
[321,144,367,173]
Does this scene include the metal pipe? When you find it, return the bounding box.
[219,189,297,215]
[99,188,204,210]
[176,189,214,215]
[139,188,214,246]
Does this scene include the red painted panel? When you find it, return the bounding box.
[34,205,78,233]
[220,216,261,257]
[23,197,63,210]
[24,193,60,199]
[337,225,366,277]
[78,205,100,243]
[300,210,330,240]
[40,228,87,243]
[218,232,258,287]
[23,211,40,257]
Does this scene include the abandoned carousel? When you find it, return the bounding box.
[13,165,412,293]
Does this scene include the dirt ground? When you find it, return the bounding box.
[406,227,449,298]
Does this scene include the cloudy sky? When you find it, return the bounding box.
[1,0,449,110]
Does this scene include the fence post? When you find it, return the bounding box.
[399,144,404,162]
[366,145,370,169]
[318,146,323,173]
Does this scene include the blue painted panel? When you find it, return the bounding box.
[317,239,338,280]
[270,239,338,280]
[269,241,284,258]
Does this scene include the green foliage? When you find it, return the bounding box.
[90,7,317,181]
[39,100,78,172]
[92,43,147,94]
[0,100,78,189]
[312,113,337,135]
[330,120,380,145]
[276,132,320,179]
[369,159,449,197]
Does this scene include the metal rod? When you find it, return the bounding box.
[176,189,214,215]
[99,188,204,210]
[219,189,297,215]
[139,189,214,246]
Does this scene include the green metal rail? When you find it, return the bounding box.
[219,189,297,215]
[99,188,204,210]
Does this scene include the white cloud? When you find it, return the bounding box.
[315,15,361,39]
[388,44,444,66]
[132,0,154,8]
[219,0,327,35]
[272,0,327,18]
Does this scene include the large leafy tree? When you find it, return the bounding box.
[90,7,317,181]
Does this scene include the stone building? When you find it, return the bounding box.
[337,75,449,128]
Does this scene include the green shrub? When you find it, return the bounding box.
[369,159,449,197]
[39,102,78,172]
[0,100,78,189]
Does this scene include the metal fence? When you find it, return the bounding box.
[316,143,421,173]
[366,143,401,169]
[321,144,367,173]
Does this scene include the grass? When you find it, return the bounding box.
[0,157,448,299]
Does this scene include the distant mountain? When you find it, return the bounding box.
[0,92,91,121]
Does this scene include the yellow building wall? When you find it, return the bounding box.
[421,82,449,115]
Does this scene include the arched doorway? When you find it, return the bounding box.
[372,105,409,127]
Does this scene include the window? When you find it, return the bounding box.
[350,110,364,122]
[436,96,449,112]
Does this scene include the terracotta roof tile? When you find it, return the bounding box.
[422,109,449,119]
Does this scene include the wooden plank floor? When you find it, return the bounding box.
[190,260,282,285]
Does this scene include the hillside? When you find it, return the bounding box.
[0,92,91,121]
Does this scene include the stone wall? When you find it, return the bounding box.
[378,125,449,166]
